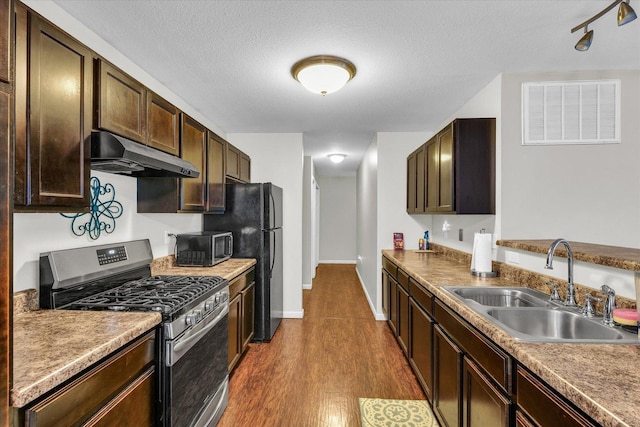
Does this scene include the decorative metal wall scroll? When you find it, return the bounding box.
[60,177,123,240]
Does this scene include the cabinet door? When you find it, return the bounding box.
[406,152,417,213]
[206,131,225,212]
[425,138,438,212]
[409,298,433,400]
[434,325,462,427]
[147,91,179,156]
[415,147,426,213]
[0,0,9,84]
[16,12,91,209]
[239,153,251,183]
[397,284,409,356]
[228,293,241,372]
[462,357,511,427]
[96,59,146,143]
[226,143,240,179]
[179,114,206,212]
[515,411,536,427]
[437,125,454,212]
[381,270,390,319]
[241,281,255,350]
[388,277,398,335]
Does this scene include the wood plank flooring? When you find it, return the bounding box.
[218,264,425,427]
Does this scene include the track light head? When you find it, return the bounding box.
[618,1,637,25]
[575,28,594,51]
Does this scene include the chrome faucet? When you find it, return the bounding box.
[545,238,577,307]
[600,285,616,327]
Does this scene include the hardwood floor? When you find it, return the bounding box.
[218,264,425,427]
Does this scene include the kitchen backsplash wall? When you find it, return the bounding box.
[13,171,202,293]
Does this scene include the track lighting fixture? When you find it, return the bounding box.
[571,0,636,51]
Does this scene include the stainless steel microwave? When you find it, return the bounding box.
[175,231,233,266]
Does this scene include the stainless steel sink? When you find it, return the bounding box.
[448,287,549,308]
[442,286,639,344]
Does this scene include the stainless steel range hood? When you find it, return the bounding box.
[91,131,200,178]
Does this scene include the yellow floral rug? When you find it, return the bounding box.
[359,398,438,427]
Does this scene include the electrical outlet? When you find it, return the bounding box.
[164,230,171,244]
[506,251,520,265]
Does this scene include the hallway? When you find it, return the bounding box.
[218,264,425,427]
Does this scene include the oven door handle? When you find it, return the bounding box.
[167,304,229,366]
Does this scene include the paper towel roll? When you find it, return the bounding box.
[471,232,493,273]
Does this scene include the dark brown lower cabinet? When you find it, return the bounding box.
[462,357,511,427]
[409,298,433,400]
[388,276,398,335]
[381,270,390,319]
[515,411,536,427]
[397,283,409,356]
[23,332,155,427]
[433,325,462,427]
[517,366,598,427]
[228,293,241,371]
[241,282,255,349]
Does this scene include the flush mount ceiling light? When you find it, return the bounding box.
[571,0,636,51]
[291,56,356,95]
[328,153,347,164]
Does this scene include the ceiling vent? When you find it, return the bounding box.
[522,80,620,145]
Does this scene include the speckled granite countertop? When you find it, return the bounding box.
[12,310,161,408]
[498,239,640,271]
[151,256,256,279]
[382,249,640,427]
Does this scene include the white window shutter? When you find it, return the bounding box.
[522,80,620,145]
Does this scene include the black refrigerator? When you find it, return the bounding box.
[203,183,283,342]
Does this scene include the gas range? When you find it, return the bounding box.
[39,239,231,426]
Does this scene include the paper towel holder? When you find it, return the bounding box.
[470,229,498,277]
[470,269,498,278]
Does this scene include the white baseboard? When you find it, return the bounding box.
[283,309,304,318]
[355,267,387,321]
[302,283,312,290]
[319,260,357,264]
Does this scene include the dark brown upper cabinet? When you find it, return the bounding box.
[179,114,207,212]
[225,142,251,183]
[14,5,91,211]
[147,91,179,156]
[409,118,495,215]
[406,145,425,213]
[206,131,226,213]
[0,0,9,84]
[95,59,180,157]
[95,59,146,143]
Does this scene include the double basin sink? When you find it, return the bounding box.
[443,286,639,344]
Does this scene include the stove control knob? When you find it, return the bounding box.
[194,309,203,322]
[185,312,198,326]
[214,293,221,304]
[205,300,215,312]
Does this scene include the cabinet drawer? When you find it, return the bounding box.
[517,366,597,427]
[25,332,155,427]
[397,269,409,291]
[435,300,511,393]
[410,278,433,315]
[382,257,397,279]
[229,267,256,299]
[84,367,155,427]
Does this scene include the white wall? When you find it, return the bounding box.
[302,156,314,287]
[226,133,304,318]
[14,171,202,292]
[356,136,379,318]
[317,176,357,263]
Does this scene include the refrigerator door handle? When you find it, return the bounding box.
[269,191,277,230]
[269,230,276,278]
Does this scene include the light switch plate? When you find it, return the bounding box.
[506,251,520,264]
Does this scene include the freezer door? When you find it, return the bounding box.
[264,183,283,230]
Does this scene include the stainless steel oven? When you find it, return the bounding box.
[164,288,229,427]
[39,239,230,427]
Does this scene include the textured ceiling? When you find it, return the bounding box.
[50,0,640,176]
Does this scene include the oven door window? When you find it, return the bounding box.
[167,314,228,427]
